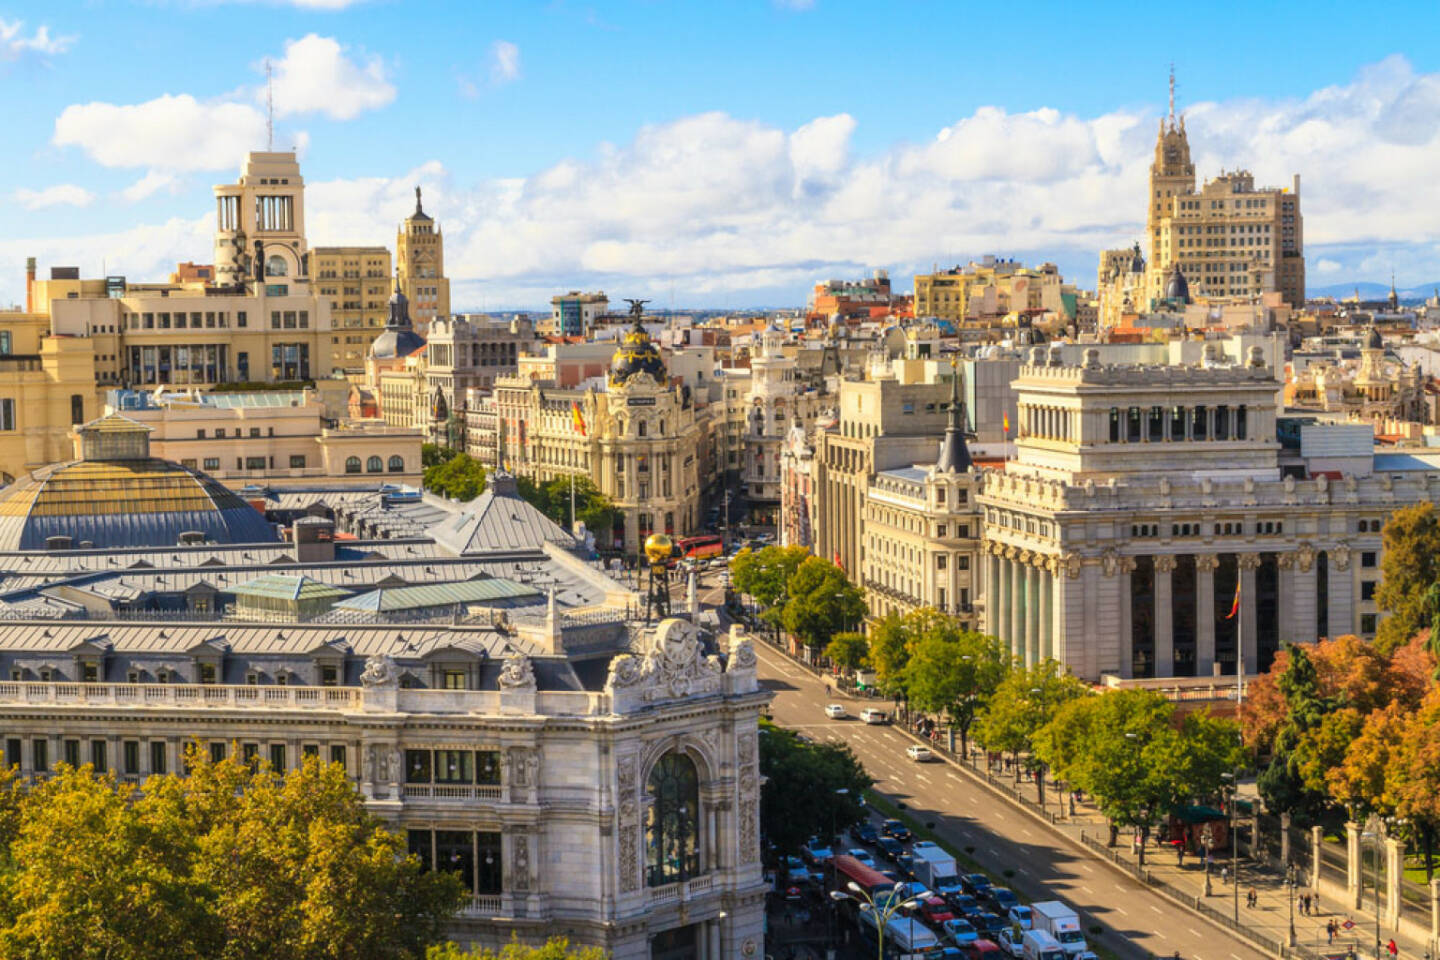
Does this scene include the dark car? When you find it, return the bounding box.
[961,873,992,896]
[970,911,1008,937]
[851,822,880,845]
[945,893,981,916]
[877,837,905,862]
[881,819,912,842]
[895,854,916,878]
[986,886,1019,912]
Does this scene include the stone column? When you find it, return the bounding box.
[1328,545,1354,639]
[1196,554,1218,676]
[1008,551,1023,661]
[1118,557,1134,679]
[1154,556,1175,677]
[1024,561,1039,668]
[987,549,1001,636]
[1385,836,1405,929]
[708,919,722,960]
[1239,553,1260,675]
[1039,563,1053,666]
[1293,545,1319,643]
[1347,821,1363,910]
[1312,825,1325,890]
[1430,877,1439,951]
[1280,812,1291,869]
[997,551,1013,656]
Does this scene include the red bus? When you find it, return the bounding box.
[677,534,724,560]
[833,854,895,902]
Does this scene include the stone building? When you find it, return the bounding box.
[740,326,825,529]
[977,345,1435,682]
[396,188,450,333]
[0,445,766,957]
[312,246,393,372]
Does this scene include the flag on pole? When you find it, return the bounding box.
[1003,411,1010,433]
[1226,579,1241,620]
[570,401,587,437]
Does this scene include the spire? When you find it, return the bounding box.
[934,359,972,473]
[415,186,424,217]
[1168,62,1176,126]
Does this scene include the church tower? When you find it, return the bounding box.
[396,187,451,334]
[1149,68,1195,259]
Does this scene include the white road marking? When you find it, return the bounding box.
[1080,885,1092,894]
[1020,828,1033,838]
[915,773,932,784]
[1150,905,1163,915]
[1081,864,1094,873]
[1229,953,1245,960]
[1113,906,1127,916]
[1188,928,1202,938]
[947,773,963,783]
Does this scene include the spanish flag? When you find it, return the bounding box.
[1226,579,1241,620]
[1003,411,1010,433]
[571,401,586,437]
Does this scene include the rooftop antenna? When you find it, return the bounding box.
[1168,62,1176,123]
[265,58,275,152]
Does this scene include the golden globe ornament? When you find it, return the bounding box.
[644,533,674,566]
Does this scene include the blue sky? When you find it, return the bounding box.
[2,0,1438,310]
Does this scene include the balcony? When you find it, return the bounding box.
[0,680,363,711]
[646,874,714,906]
[400,784,502,801]
[458,895,505,917]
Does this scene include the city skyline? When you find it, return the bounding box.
[2,1,1438,310]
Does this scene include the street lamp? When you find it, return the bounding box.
[1221,771,1238,924]
[828,788,850,953]
[1364,813,1385,960]
[1201,823,1215,897]
[1285,862,1297,947]
[831,881,925,960]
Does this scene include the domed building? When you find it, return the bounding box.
[0,414,277,550]
[369,272,426,362]
[609,314,667,387]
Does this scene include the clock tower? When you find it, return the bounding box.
[396,186,451,335]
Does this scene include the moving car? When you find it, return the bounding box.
[941,918,981,946]
[782,855,809,885]
[961,873,993,896]
[988,887,1019,912]
[860,707,890,724]
[970,912,1008,938]
[877,837,905,862]
[895,854,916,879]
[881,819,912,842]
[850,821,879,844]
[824,703,848,719]
[802,838,834,865]
[906,744,936,762]
[965,939,1005,960]
[846,848,877,868]
[1007,905,1034,930]
[945,894,981,916]
[916,896,956,927]
[995,928,1026,958]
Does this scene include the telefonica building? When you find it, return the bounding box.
[0,415,765,959]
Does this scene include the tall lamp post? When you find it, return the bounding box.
[1285,862,1297,947]
[831,882,925,960]
[1222,771,1239,924]
[827,788,850,959]
[1365,813,1385,960]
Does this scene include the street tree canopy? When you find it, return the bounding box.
[428,938,606,960]
[728,545,809,610]
[514,475,616,538]
[901,612,1011,756]
[1375,502,1440,653]
[823,632,870,673]
[423,453,487,502]
[780,556,866,650]
[758,719,872,856]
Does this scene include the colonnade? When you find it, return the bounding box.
[986,545,1058,667]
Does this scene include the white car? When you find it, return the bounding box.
[995,927,1025,958]
[860,708,889,725]
[824,704,848,719]
[905,745,935,763]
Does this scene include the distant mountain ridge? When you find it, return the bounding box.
[1310,281,1440,301]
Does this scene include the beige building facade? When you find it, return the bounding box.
[396,188,450,332]
[312,247,393,373]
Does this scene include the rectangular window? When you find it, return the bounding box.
[435,831,475,892]
[199,663,217,684]
[477,832,503,894]
[476,750,502,785]
[435,750,473,784]
[407,830,433,872]
[1361,613,1378,634]
[957,556,970,570]
[1361,551,1377,568]
[302,744,320,760]
[936,555,948,571]
[269,743,286,772]
[443,670,466,690]
[237,311,247,328]
[64,739,80,768]
[405,750,432,783]
[289,455,306,469]
[329,745,346,769]
[150,741,167,775]
[33,739,48,773]
[123,741,140,775]
[271,311,281,329]
[320,665,338,687]
[245,456,266,470]
[242,743,260,769]
[91,740,107,771]
[203,457,220,471]
[0,398,14,431]
[1361,580,1377,601]
[209,742,226,764]
[82,662,98,683]
[5,738,20,769]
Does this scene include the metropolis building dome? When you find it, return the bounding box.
[608,309,666,386]
[0,415,277,550]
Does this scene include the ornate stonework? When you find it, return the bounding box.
[615,754,640,892]
[497,652,536,691]
[359,654,397,687]
[1154,555,1176,574]
[1238,552,1262,571]
[605,618,723,705]
[1196,553,1220,572]
[1331,544,1352,571]
[509,746,540,789]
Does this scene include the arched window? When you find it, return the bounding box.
[367,455,383,473]
[265,255,288,277]
[345,456,361,474]
[646,752,700,887]
[388,455,404,472]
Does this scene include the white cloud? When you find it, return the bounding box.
[266,34,394,121]
[54,94,268,171]
[121,171,180,204]
[11,184,93,209]
[19,55,1440,310]
[0,18,75,59]
[489,40,520,85]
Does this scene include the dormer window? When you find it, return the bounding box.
[82,662,99,683]
[199,663,217,685]
[320,665,338,687]
[156,669,169,684]
[39,668,52,683]
[443,670,466,690]
[275,673,288,686]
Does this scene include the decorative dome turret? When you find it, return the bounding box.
[1164,262,1191,303]
[370,269,426,360]
[609,298,666,386]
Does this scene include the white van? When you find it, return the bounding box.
[860,708,889,725]
[1021,929,1066,960]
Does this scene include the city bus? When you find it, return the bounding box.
[676,534,724,560]
[833,854,897,903]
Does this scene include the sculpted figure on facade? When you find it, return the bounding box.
[497,651,536,691]
[510,834,531,892]
[727,636,757,671]
[1331,544,1352,571]
[615,755,640,892]
[605,619,723,704]
[1154,555,1176,574]
[509,747,540,789]
[1295,542,1316,573]
[1196,553,1220,572]
[359,654,398,688]
[1101,547,1119,577]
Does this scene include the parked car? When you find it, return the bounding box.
[824,703,848,719]
[846,848,877,868]
[877,837,905,862]
[906,744,936,763]
[964,939,1005,960]
[850,821,879,844]
[782,855,809,885]
[1007,905,1033,930]
[995,927,1025,958]
[961,873,993,896]
[987,887,1019,912]
[881,819,912,842]
[860,707,890,724]
[942,917,981,946]
[802,838,834,865]
[917,896,956,927]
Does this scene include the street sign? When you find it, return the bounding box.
[1341,919,1355,930]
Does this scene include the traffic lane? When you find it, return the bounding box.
[755,643,1267,960]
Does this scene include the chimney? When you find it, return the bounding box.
[292,516,336,563]
[25,257,36,313]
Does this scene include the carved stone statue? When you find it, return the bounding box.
[497,652,536,691]
[359,655,398,688]
[253,239,265,284]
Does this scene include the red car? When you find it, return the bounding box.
[917,896,956,927]
[965,940,1004,960]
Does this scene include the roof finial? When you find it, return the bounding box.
[1168,62,1176,125]
[265,58,275,152]
[414,185,423,216]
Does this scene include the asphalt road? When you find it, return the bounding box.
[693,574,1269,960]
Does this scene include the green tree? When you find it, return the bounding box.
[901,613,1011,759]
[758,719,873,856]
[1375,503,1440,653]
[823,632,870,673]
[780,556,866,650]
[866,612,913,698]
[424,453,488,502]
[422,443,460,470]
[1256,645,1334,823]
[428,938,606,960]
[976,659,1086,805]
[728,545,809,610]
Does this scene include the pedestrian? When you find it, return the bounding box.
[1221,865,1229,885]
[1326,920,1335,945]
[1303,893,1312,915]
[1247,886,1257,908]
[1313,891,1320,914]
[1386,938,1398,958]
[1177,846,1185,868]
